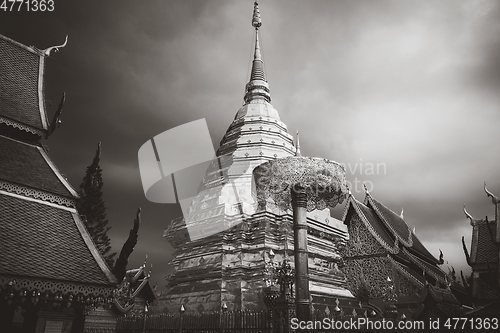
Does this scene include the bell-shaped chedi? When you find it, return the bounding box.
[160,2,352,313]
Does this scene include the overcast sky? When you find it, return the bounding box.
[2,0,499,292]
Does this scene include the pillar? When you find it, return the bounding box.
[291,184,310,322]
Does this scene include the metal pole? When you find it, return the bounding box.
[142,302,148,333]
[291,185,310,323]
[179,305,185,333]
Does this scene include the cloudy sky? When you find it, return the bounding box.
[2,0,499,291]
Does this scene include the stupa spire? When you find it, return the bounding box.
[295,130,302,156]
[244,2,271,104]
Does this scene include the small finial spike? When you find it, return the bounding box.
[400,207,404,219]
[363,183,369,194]
[295,130,301,156]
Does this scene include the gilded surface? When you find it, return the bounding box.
[253,156,348,212]
[345,215,386,257]
[343,257,393,299]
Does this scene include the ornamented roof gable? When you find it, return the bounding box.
[343,195,399,254]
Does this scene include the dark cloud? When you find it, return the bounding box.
[1,0,499,290]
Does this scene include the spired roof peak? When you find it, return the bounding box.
[244,1,271,105]
[218,2,294,159]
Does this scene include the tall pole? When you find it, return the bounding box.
[291,185,310,322]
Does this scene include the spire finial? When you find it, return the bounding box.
[252,2,262,29]
[295,130,302,156]
[244,1,271,104]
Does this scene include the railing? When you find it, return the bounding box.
[116,311,272,333]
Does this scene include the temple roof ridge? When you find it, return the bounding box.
[364,191,441,264]
[343,191,441,264]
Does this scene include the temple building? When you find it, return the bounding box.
[0,34,154,332]
[462,184,500,316]
[160,2,353,313]
[0,33,119,332]
[341,188,464,320]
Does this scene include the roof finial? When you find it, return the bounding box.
[252,2,262,29]
[43,35,68,57]
[295,130,302,156]
[400,207,404,219]
[244,1,271,104]
[484,182,500,204]
[463,204,475,223]
[363,183,370,195]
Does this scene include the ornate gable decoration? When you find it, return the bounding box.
[343,195,399,254]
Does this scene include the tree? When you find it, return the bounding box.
[77,142,116,267]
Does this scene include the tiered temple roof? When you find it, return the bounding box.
[0,33,118,331]
[341,190,463,319]
[462,184,500,315]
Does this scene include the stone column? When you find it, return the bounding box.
[291,185,310,322]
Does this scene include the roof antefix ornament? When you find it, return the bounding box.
[484,182,500,204]
[42,35,68,57]
[46,92,65,139]
[463,204,480,225]
[461,235,471,266]
[113,208,142,281]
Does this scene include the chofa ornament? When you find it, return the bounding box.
[253,156,348,212]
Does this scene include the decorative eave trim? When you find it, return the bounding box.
[38,55,49,130]
[130,278,150,298]
[0,34,45,56]
[387,255,425,289]
[402,248,446,284]
[38,146,80,198]
[470,222,479,263]
[113,298,135,313]
[0,186,76,211]
[341,193,353,222]
[365,194,413,247]
[72,212,118,284]
[0,274,115,297]
[349,197,399,254]
[0,116,45,136]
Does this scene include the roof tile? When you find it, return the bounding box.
[0,194,113,285]
[0,135,74,197]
